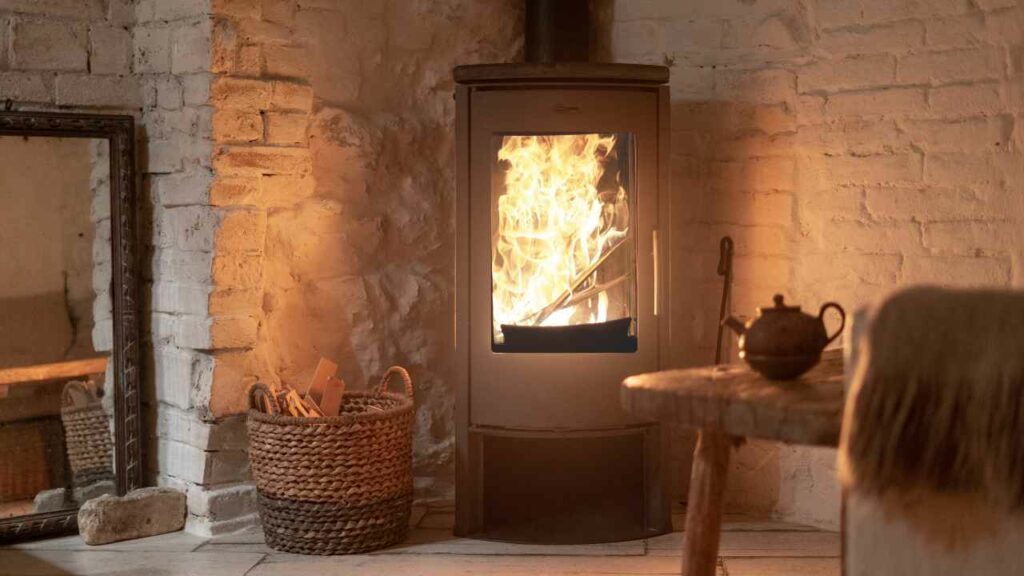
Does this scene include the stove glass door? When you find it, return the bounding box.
[490,133,637,353]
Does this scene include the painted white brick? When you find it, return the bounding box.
[799,55,896,94]
[172,19,211,74]
[152,281,211,315]
[186,482,256,520]
[156,439,249,486]
[185,512,259,537]
[0,72,52,103]
[154,171,213,207]
[153,346,198,410]
[181,73,212,106]
[818,20,925,55]
[55,74,141,107]
[91,320,113,353]
[902,255,1011,286]
[0,0,104,19]
[152,248,214,285]
[156,77,184,110]
[166,205,219,252]
[11,19,87,71]
[898,47,1004,85]
[134,25,172,73]
[89,25,131,75]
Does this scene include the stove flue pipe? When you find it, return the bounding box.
[524,0,591,63]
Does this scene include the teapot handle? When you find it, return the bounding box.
[819,302,846,345]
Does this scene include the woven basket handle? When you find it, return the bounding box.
[377,366,413,398]
[62,380,95,408]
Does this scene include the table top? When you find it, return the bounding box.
[621,349,845,447]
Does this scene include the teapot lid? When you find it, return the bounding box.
[762,294,801,313]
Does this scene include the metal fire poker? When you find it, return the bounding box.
[715,236,735,364]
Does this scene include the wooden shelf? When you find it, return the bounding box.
[0,357,108,388]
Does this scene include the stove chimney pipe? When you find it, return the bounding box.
[524,0,591,63]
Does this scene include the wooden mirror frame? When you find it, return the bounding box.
[0,111,142,541]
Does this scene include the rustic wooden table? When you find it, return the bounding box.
[621,349,845,576]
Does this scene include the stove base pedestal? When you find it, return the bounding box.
[455,425,671,544]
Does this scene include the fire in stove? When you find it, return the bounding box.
[491,133,637,353]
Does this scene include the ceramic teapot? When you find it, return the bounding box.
[722,294,845,380]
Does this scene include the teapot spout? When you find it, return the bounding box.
[721,316,746,336]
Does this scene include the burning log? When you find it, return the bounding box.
[523,237,627,326]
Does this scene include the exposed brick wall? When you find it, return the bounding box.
[0,1,138,107]
[203,0,522,504]
[0,0,249,536]
[1,0,522,535]
[608,0,1024,528]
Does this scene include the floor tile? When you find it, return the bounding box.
[672,511,818,532]
[721,514,818,532]
[203,528,646,557]
[724,557,840,576]
[0,549,264,576]
[646,530,840,557]
[208,527,266,545]
[250,554,688,575]
[374,528,647,556]
[3,531,208,552]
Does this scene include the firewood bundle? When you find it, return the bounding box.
[247,358,349,418]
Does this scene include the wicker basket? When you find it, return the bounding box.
[0,419,65,503]
[60,383,114,488]
[247,366,414,555]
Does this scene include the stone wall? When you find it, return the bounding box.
[0,0,523,535]
[0,0,245,536]
[606,0,1024,528]
[204,0,522,502]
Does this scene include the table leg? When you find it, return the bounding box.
[681,429,732,576]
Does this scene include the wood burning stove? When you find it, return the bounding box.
[453,0,672,544]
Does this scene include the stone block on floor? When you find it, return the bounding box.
[78,487,187,546]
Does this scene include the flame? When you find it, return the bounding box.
[491,134,629,341]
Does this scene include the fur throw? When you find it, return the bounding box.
[839,287,1024,511]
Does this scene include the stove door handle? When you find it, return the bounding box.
[652,229,660,317]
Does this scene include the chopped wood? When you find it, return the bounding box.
[304,358,338,402]
[318,376,346,417]
[301,394,324,417]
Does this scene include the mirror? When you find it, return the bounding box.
[0,112,141,541]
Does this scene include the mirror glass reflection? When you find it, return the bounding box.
[0,135,116,519]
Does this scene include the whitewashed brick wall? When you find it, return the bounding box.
[609,0,1024,528]
[0,0,250,537]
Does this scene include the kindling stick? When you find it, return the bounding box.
[524,237,627,326]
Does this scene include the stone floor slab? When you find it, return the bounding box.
[0,549,264,575]
[249,554,694,575]
[5,517,835,575]
[2,531,208,552]
[724,557,841,576]
[378,528,647,556]
[201,527,646,557]
[646,530,840,557]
